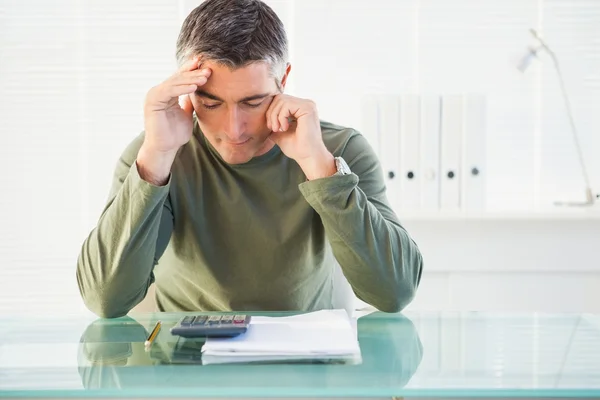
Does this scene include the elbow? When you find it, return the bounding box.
[79,281,130,318]
[357,281,418,313]
[77,269,130,319]
[82,292,130,319]
[96,308,128,319]
[377,283,418,313]
[76,249,139,319]
[375,252,423,313]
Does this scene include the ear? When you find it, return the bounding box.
[280,63,292,91]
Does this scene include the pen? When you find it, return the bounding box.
[144,320,162,348]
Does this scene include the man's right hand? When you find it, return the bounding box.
[137,57,211,185]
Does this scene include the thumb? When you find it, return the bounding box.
[179,94,194,117]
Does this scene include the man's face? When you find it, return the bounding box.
[190,60,283,164]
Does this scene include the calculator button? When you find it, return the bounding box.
[220,315,234,323]
[180,316,195,325]
[207,315,222,325]
[233,315,246,324]
[192,316,208,325]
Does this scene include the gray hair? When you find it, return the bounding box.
[176,0,289,88]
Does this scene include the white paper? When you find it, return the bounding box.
[201,310,361,364]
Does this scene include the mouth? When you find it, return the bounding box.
[225,138,251,146]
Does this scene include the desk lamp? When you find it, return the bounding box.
[517,28,597,207]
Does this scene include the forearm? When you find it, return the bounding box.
[76,162,172,318]
[296,148,336,181]
[136,144,177,186]
[299,175,423,312]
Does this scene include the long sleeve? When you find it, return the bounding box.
[76,134,174,318]
[298,132,423,313]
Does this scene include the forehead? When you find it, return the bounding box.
[200,60,276,98]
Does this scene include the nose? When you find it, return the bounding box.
[223,106,245,142]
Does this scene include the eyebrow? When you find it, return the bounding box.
[195,89,271,103]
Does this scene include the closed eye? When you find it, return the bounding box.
[243,101,263,108]
[202,103,221,110]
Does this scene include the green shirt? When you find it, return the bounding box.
[76,120,423,317]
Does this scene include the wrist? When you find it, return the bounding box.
[136,144,177,186]
[297,149,336,181]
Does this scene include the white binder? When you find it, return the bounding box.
[399,95,421,210]
[440,95,463,210]
[462,94,487,211]
[419,95,441,211]
[378,95,401,211]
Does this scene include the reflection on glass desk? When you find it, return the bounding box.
[1,311,599,398]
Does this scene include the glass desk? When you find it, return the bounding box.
[1,311,599,398]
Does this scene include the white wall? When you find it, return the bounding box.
[0,0,598,316]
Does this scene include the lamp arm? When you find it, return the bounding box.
[536,36,592,192]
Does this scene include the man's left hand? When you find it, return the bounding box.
[265,94,336,180]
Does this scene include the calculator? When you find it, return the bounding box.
[170,314,251,338]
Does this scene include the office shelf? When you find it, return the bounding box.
[398,208,600,221]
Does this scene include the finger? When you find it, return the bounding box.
[153,70,208,107]
[171,69,211,86]
[170,75,208,90]
[164,83,198,100]
[264,94,277,126]
[271,101,287,132]
[179,94,194,117]
[266,95,281,131]
[178,55,202,73]
[268,97,284,131]
[278,105,291,132]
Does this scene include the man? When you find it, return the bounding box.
[76,0,423,318]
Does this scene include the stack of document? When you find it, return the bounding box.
[201,309,361,365]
